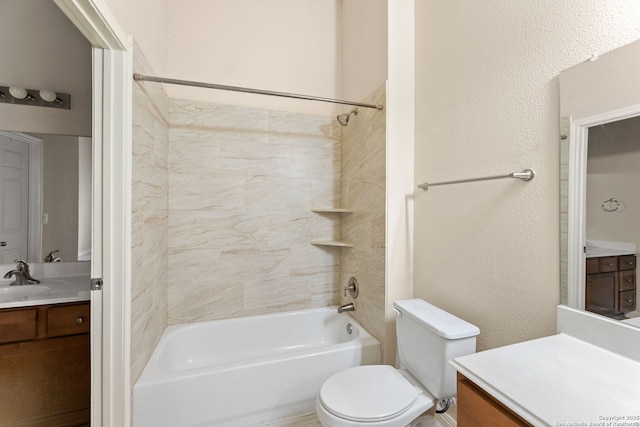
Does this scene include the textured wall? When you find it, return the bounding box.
[166,99,341,323]
[130,45,170,384]
[339,84,386,346]
[414,1,640,351]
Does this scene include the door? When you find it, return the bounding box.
[0,133,29,263]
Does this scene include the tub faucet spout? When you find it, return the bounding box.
[338,303,355,314]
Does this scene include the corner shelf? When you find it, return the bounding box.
[311,208,353,214]
[310,240,354,248]
[310,208,353,248]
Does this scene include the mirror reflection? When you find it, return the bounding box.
[559,38,640,328]
[0,131,91,264]
[584,118,639,319]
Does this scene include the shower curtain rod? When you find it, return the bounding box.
[132,74,384,110]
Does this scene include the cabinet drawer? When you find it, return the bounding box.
[619,255,636,271]
[0,308,37,343]
[47,303,90,338]
[586,258,600,274]
[619,271,636,291]
[619,290,636,313]
[598,257,618,273]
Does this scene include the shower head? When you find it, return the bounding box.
[337,108,358,126]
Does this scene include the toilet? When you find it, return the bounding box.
[316,298,480,427]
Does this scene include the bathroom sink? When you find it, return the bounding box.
[0,285,50,300]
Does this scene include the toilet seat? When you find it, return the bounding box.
[319,365,417,422]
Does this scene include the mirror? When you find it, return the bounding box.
[559,38,640,323]
[0,131,91,264]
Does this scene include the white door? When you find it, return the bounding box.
[0,133,29,264]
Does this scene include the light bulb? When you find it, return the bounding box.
[39,89,57,103]
[9,86,28,99]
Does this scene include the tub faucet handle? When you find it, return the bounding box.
[343,277,359,298]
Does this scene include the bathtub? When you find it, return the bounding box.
[133,307,380,427]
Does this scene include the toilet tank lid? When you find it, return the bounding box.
[393,299,480,340]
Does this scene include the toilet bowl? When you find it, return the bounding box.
[315,366,435,427]
[316,299,480,427]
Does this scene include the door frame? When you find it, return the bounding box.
[53,1,132,425]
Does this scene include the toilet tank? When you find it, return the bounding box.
[393,299,480,400]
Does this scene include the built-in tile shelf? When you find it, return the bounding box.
[310,240,354,248]
[310,208,353,248]
[311,208,353,214]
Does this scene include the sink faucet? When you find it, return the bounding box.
[338,303,355,314]
[44,249,61,263]
[4,259,40,286]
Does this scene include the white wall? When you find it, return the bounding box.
[103,0,168,75]
[0,0,91,136]
[414,0,640,351]
[165,0,341,116]
[340,0,387,103]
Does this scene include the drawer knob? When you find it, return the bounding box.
[75,317,84,324]
[627,278,633,283]
[627,299,633,303]
[608,263,614,268]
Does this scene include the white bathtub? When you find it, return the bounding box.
[133,307,380,427]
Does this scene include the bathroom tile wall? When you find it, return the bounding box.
[339,84,386,345]
[167,100,342,323]
[130,44,170,383]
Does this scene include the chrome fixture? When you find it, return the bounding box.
[344,277,359,298]
[418,169,535,191]
[45,249,62,263]
[133,74,384,110]
[4,259,40,286]
[338,303,355,313]
[0,85,70,109]
[337,108,358,126]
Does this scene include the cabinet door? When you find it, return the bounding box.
[457,373,532,426]
[586,273,618,315]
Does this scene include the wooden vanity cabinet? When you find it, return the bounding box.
[457,373,532,426]
[585,255,636,316]
[0,302,90,427]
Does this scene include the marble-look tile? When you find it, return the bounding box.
[339,83,387,345]
[169,174,247,211]
[130,44,170,384]
[166,97,343,323]
[170,99,269,131]
[168,248,221,286]
[168,282,243,324]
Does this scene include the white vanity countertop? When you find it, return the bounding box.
[585,239,636,258]
[451,307,640,426]
[0,275,91,309]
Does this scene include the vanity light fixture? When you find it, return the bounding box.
[9,86,35,101]
[39,89,62,104]
[0,85,70,109]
